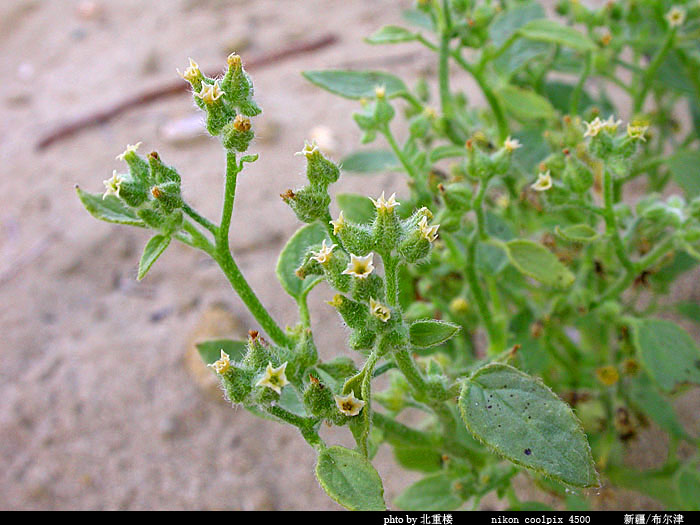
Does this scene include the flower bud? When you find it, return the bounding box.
[147,151,181,185]
[296,140,340,187]
[222,114,254,152]
[563,157,594,194]
[116,142,150,184]
[327,293,368,330]
[222,53,262,116]
[281,187,331,223]
[150,181,183,213]
[439,182,472,213]
[303,375,336,419]
[221,366,254,404]
[370,192,402,254]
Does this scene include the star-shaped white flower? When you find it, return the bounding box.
[370,192,400,213]
[115,142,142,161]
[666,6,685,27]
[503,136,522,153]
[197,80,224,105]
[330,211,346,235]
[583,117,603,138]
[177,57,201,83]
[374,85,386,99]
[207,350,231,375]
[601,115,622,133]
[627,123,648,142]
[369,298,391,323]
[295,139,319,158]
[311,240,336,264]
[342,253,375,279]
[255,362,289,394]
[103,171,123,199]
[418,216,439,243]
[531,171,552,192]
[334,392,365,416]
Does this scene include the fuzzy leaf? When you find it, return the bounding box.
[76,187,146,227]
[303,70,408,100]
[340,150,399,173]
[315,446,385,510]
[276,222,327,299]
[555,224,599,243]
[459,363,598,488]
[336,193,376,223]
[677,466,700,510]
[366,25,417,44]
[137,235,170,281]
[504,239,575,288]
[196,339,248,365]
[627,374,692,441]
[410,320,461,348]
[668,149,700,198]
[394,473,463,511]
[401,8,435,31]
[393,445,443,473]
[489,1,545,46]
[518,19,595,52]
[429,145,468,162]
[498,85,555,121]
[630,318,700,392]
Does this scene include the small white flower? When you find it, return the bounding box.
[374,85,386,99]
[626,123,649,142]
[177,57,201,83]
[207,350,231,375]
[311,239,336,264]
[342,253,375,279]
[115,142,142,161]
[418,216,439,242]
[330,211,346,235]
[295,139,319,158]
[503,136,522,153]
[255,362,289,394]
[369,298,391,323]
[531,171,553,192]
[334,392,365,416]
[103,171,123,199]
[197,80,224,105]
[601,115,622,133]
[370,192,400,213]
[583,117,603,138]
[666,6,685,27]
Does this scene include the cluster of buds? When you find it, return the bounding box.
[178,54,260,151]
[582,115,647,162]
[353,86,396,143]
[281,140,339,223]
[104,143,184,233]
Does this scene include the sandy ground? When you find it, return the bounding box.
[0,0,697,511]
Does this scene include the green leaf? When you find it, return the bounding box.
[498,85,555,121]
[554,224,600,243]
[627,374,692,441]
[429,145,467,162]
[336,193,376,224]
[137,234,170,281]
[459,363,598,488]
[366,25,417,44]
[677,465,700,510]
[630,318,700,392]
[676,301,700,324]
[302,70,408,100]
[401,8,435,31]
[340,150,399,173]
[512,127,550,174]
[276,222,327,299]
[393,445,443,473]
[518,19,595,52]
[542,81,596,114]
[196,339,248,365]
[668,149,700,198]
[409,319,461,348]
[315,446,385,510]
[394,473,463,511]
[489,1,545,47]
[76,186,146,227]
[504,239,575,288]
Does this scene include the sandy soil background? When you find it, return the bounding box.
[1,0,698,511]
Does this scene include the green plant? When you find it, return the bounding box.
[78,0,700,511]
